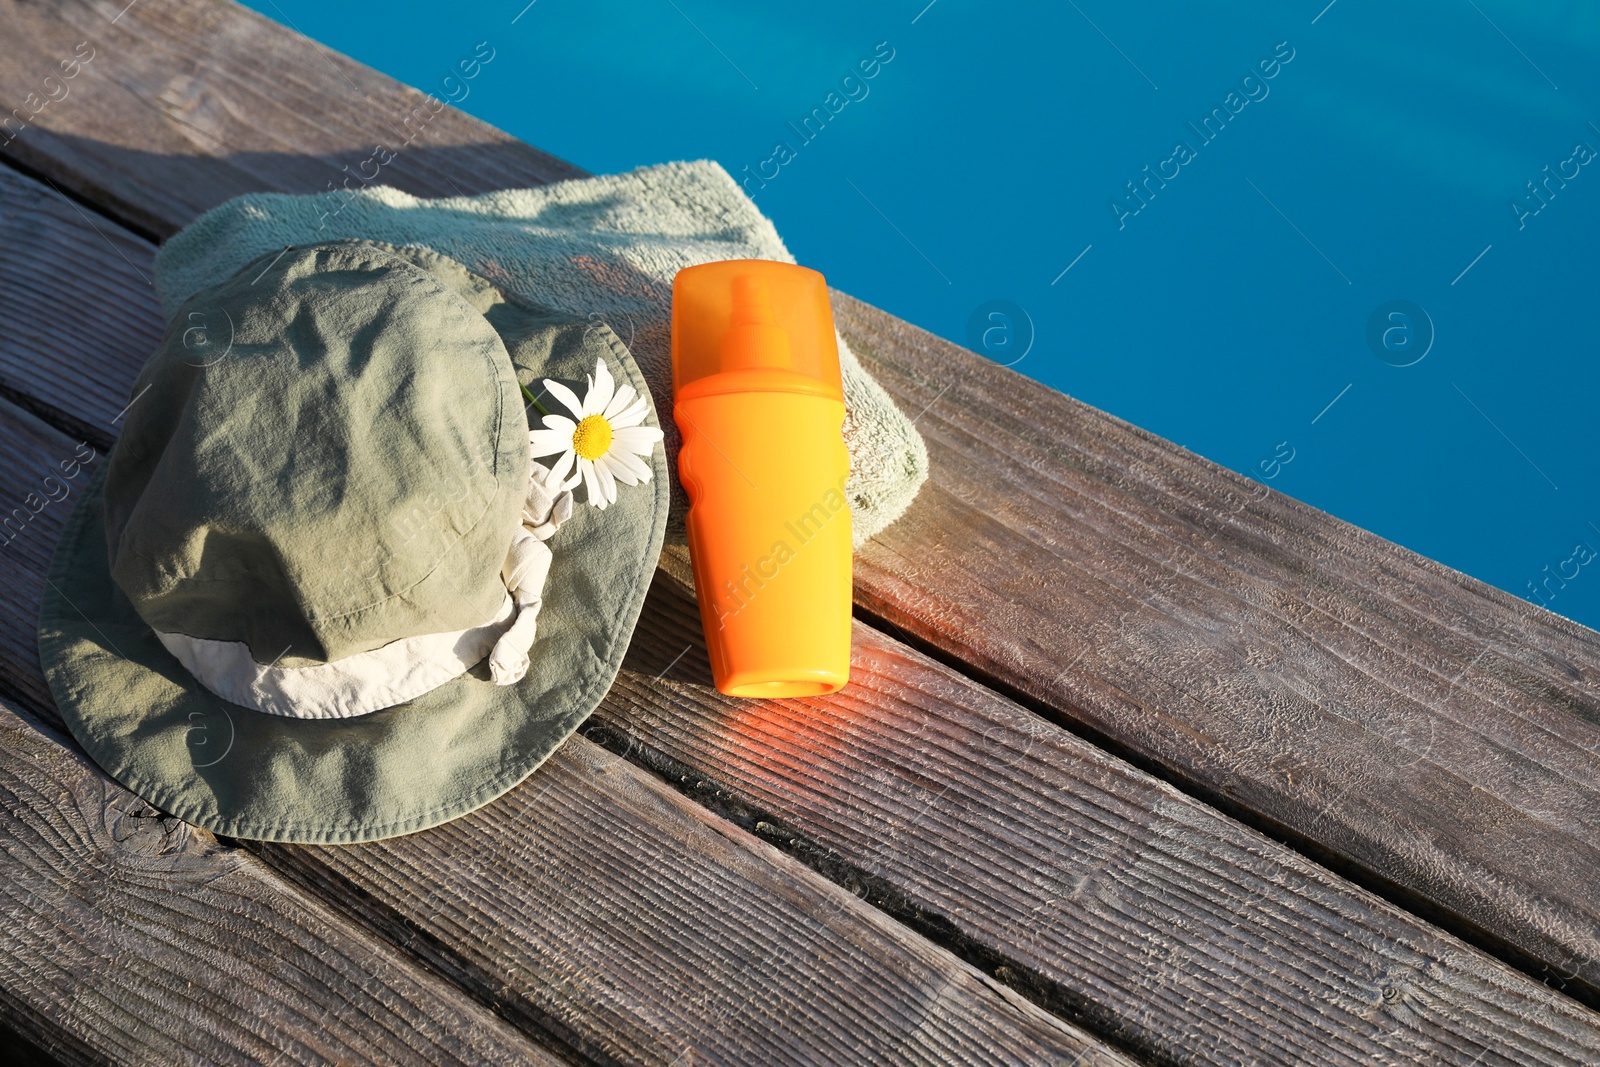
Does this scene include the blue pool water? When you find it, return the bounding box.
[246,0,1600,630]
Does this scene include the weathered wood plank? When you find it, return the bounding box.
[0,388,1128,1062]
[8,160,1600,1067]
[0,0,582,238]
[249,741,1130,1067]
[0,383,96,714]
[0,160,158,445]
[0,693,571,1066]
[599,572,1600,1067]
[836,294,1600,997]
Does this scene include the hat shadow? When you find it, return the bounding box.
[618,571,716,688]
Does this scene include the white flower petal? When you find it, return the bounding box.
[602,382,637,421]
[542,378,587,421]
[528,429,572,456]
[609,397,651,428]
[598,454,636,487]
[612,425,664,455]
[548,448,576,487]
[586,359,615,417]
[580,457,606,510]
[605,449,651,485]
[540,413,575,433]
[593,453,618,503]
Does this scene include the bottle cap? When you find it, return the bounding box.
[671,260,843,399]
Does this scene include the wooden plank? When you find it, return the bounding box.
[601,573,1600,1067]
[0,375,1127,1063]
[0,384,97,714]
[0,699,570,1066]
[247,742,1130,1067]
[0,159,158,446]
[8,163,1600,1067]
[5,0,1600,1029]
[0,0,582,238]
[835,293,1600,998]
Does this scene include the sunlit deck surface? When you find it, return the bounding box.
[3,2,1600,1064]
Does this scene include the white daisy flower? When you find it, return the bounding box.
[528,358,663,510]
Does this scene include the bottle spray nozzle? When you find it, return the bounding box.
[672,259,841,399]
[720,272,792,370]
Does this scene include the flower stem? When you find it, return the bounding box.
[520,381,550,417]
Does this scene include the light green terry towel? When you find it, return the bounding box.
[152,160,928,547]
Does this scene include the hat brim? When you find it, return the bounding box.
[38,271,668,844]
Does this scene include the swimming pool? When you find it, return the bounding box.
[244,0,1600,631]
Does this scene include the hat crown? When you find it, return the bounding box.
[103,243,528,664]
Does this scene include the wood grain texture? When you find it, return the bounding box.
[594,572,1600,1067]
[0,0,583,238]
[250,740,1130,1067]
[5,1,1599,1002]
[5,0,1600,1039]
[834,292,1600,1001]
[5,165,1600,1067]
[0,162,158,447]
[0,689,570,1067]
[0,387,96,714]
[0,382,1127,1062]
[0,163,156,460]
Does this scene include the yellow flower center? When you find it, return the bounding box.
[571,414,613,460]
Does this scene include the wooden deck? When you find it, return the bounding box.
[3,1,1600,1063]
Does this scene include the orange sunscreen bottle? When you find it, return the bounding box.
[671,260,852,697]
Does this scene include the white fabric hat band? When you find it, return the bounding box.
[156,592,517,720]
[156,453,573,721]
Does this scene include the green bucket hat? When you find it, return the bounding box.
[37,240,668,843]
